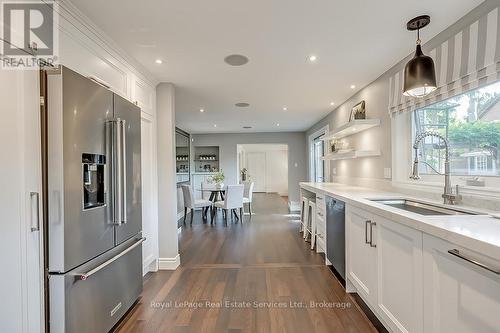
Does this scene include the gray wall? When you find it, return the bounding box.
[191,132,307,206]
[306,0,498,187]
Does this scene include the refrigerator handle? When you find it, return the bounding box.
[121,119,127,224]
[108,119,122,225]
[76,237,145,281]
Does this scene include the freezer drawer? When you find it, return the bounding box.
[49,236,144,333]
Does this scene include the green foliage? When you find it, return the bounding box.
[448,121,500,147]
[209,170,225,184]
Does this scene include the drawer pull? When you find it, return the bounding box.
[77,237,145,281]
[365,220,371,244]
[448,249,500,275]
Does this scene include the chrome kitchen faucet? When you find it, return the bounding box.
[410,131,461,205]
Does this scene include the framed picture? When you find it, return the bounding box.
[349,100,366,121]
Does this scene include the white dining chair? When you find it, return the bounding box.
[212,184,244,225]
[242,181,255,216]
[181,185,212,225]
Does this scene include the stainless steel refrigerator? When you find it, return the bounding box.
[45,66,144,332]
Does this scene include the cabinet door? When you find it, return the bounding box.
[346,206,377,304]
[1,69,43,331]
[423,234,500,333]
[376,217,423,333]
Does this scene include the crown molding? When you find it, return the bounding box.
[54,0,159,87]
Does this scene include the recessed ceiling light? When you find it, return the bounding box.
[330,102,335,106]
[350,84,356,89]
[243,126,252,129]
[282,107,288,111]
[235,102,250,107]
[199,108,205,113]
[155,59,163,64]
[213,124,217,127]
[224,54,249,66]
[276,123,280,127]
[308,55,318,62]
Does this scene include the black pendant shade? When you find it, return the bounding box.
[403,15,437,98]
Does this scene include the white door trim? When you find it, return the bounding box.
[308,125,329,182]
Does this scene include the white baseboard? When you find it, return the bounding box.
[288,201,300,212]
[158,254,180,270]
[143,256,158,275]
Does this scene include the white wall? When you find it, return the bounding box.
[239,144,288,195]
[191,132,307,210]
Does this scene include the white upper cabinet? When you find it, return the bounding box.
[132,76,155,115]
[375,216,423,333]
[346,205,377,305]
[423,234,500,333]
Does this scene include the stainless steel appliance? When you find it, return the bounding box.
[326,196,345,284]
[45,66,144,332]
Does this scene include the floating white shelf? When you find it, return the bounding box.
[322,119,380,140]
[322,150,381,161]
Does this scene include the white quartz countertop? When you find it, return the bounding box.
[300,182,500,260]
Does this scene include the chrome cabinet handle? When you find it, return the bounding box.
[365,220,371,244]
[369,221,376,247]
[448,249,500,275]
[77,237,145,281]
[30,192,40,232]
[121,119,127,224]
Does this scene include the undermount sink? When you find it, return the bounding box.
[370,199,478,216]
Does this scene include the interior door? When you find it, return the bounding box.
[246,152,266,192]
[113,94,142,244]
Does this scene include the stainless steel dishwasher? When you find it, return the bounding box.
[326,196,346,284]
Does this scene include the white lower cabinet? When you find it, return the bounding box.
[346,206,377,305]
[347,205,423,333]
[375,216,423,333]
[423,234,500,333]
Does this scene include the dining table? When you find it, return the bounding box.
[197,188,225,217]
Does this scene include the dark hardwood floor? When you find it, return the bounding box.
[115,193,376,333]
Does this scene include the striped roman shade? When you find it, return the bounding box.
[389,6,500,115]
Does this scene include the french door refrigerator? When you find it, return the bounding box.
[45,66,144,333]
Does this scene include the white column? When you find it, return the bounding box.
[156,83,180,269]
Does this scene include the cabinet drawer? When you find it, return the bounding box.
[50,238,143,333]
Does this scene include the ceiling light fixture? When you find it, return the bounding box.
[330,102,335,106]
[213,124,217,127]
[243,126,252,129]
[276,123,280,127]
[350,85,356,89]
[155,59,163,64]
[235,102,250,107]
[308,55,318,62]
[199,108,205,113]
[282,107,288,111]
[403,15,437,98]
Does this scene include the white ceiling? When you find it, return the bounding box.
[72,0,483,133]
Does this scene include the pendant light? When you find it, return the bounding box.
[403,15,437,98]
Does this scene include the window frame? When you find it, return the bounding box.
[308,125,329,183]
[391,93,500,200]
